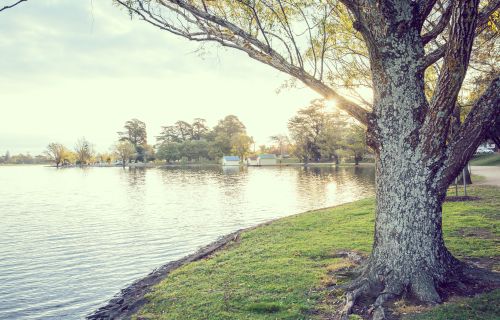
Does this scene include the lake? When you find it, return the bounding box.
[0,165,375,319]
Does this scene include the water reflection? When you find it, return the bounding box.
[124,167,147,187]
[221,165,244,175]
[0,165,374,320]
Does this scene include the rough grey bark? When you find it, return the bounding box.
[339,1,491,314]
[340,1,456,308]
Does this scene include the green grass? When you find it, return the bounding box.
[471,174,486,183]
[470,153,500,166]
[404,290,500,320]
[134,186,500,320]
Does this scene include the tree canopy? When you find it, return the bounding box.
[288,100,365,164]
[156,115,253,162]
[45,143,68,168]
[118,118,148,147]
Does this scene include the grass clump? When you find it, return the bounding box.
[246,302,282,313]
[134,186,499,319]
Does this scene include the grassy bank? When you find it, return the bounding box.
[134,185,499,319]
[470,153,500,166]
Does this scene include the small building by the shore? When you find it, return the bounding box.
[222,156,240,166]
[257,154,277,166]
[246,156,258,166]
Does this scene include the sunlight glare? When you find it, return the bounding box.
[324,99,337,110]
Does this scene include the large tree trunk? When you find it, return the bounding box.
[367,159,459,302]
[347,6,464,312]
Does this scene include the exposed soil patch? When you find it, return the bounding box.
[455,227,496,239]
[331,250,367,265]
[465,256,500,271]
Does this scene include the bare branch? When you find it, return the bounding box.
[319,6,328,81]
[418,0,439,25]
[421,0,454,45]
[422,44,446,69]
[276,0,303,68]
[293,3,317,77]
[0,0,27,13]
[116,0,370,125]
[236,0,271,51]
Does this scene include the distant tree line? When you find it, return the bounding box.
[41,115,254,167]
[40,107,371,168]
[0,151,50,165]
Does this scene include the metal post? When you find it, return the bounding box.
[455,176,458,197]
[463,167,467,197]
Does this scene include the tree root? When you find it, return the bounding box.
[411,271,441,304]
[340,281,369,318]
[336,262,500,320]
[340,277,405,320]
[339,275,437,320]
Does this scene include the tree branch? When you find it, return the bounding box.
[421,0,454,45]
[338,0,359,15]
[0,0,27,13]
[437,76,500,191]
[422,0,498,70]
[430,0,479,109]
[420,0,479,161]
[422,44,446,69]
[476,0,500,32]
[418,0,439,25]
[116,0,370,125]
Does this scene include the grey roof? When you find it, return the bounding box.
[223,156,240,161]
[258,154,277,159]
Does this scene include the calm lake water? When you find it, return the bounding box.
[0,165,374,319]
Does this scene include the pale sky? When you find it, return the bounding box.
[0,0,318,155]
